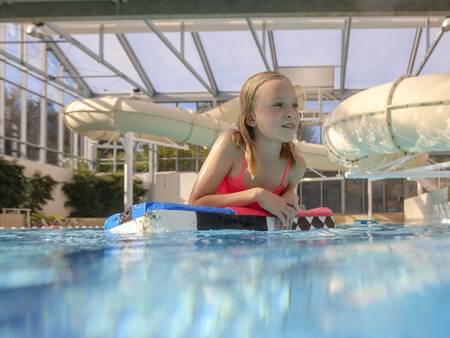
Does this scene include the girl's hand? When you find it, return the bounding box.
[255,188,297,229]
[281,190,300,211]
[281,190,300,228]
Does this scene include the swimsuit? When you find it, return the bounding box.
[216,155,291,214]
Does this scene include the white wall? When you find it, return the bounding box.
[154,172,198,203]
[404,187,450,223]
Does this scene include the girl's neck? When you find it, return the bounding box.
[253,133,282,163]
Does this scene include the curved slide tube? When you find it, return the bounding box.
[324,73,450,169]
[64,96,341,171]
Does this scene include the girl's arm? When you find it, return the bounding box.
[187,130,262,207]
[281,151,307,210]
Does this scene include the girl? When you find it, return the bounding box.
[187,71,306,228]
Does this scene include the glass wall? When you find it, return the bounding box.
[323,179,342,214]
[26,92,40,160]
[47,101,59,165]
[156,102,212,172]
[4,82,21,157]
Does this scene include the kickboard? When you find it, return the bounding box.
[104,202,335,233]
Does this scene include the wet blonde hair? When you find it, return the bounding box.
[232,71,298,178]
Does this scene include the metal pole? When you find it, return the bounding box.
[0,24,5,155]
[123,132,134,209]
[368,179,373,219]
[415,29,444,75]
[20,26,27,158]
[340,17,352,97]
[39,40,47,163]
[57,64,64,166]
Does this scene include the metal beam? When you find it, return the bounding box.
[94,90,237,103]
[0,25,5,155]
[267,30,278,71]
[0,47,84,97]
[143,19,215,95]
[340,17,351,96]
[116,33,156,96]
[406,28,422,75]
[45,36,93,97]
[45,22,152,96]
[415,28,445,75]
[3,1,450,21]
[92,88,363,103]
[246,18,271,71]
[191,32,218,96]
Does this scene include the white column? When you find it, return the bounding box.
[89,140,97,170]
[417,181,423,195]
[195,145,199,172]
[368,179,373,219]
[84,137,96,170]
[123,132,134,209]
[39,42,47,163]
[72,132,78,169]
[147,143,156,201]
[0,24,5,155]
[113,140,117,172]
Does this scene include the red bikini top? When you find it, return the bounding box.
[216,156,291,196]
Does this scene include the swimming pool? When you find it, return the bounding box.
[1,224,450,338]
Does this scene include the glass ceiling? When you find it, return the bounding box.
[1,16,450,100]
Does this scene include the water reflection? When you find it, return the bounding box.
[0,225,450,337]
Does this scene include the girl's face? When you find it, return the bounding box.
[249,78,300,143]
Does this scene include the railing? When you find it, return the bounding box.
[0,135,93,168]
[296,86,338,124]
[1,208,31,228]
[414,157,450,192]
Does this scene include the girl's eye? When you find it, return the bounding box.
[273,102,283,107]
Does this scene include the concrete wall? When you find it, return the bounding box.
[154,171,198,203]
[3,156,73,217]
[404,187,450,223]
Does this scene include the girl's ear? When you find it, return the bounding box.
[245,114,257,127]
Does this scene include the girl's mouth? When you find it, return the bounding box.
[282,123,297,129]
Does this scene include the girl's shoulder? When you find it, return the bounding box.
[212,129,243,157]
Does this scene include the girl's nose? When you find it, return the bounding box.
[285,108,296,118]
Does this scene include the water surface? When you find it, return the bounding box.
[1,224,450,338]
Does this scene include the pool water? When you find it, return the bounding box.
[1,224,450,338]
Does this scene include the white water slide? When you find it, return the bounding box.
[64,95,340,171]
[323,72,450,178]
[64,72,450,176]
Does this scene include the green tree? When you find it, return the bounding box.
[63,167,146,217]
[24,172,57,213]
[0,157,56,213]
[0,157,27,208]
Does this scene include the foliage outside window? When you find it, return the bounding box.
[0,157,56,214]
[63,165,146,217]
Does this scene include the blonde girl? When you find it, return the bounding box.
[187,71,306,228]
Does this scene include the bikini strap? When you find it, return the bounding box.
[279,160,291,187]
